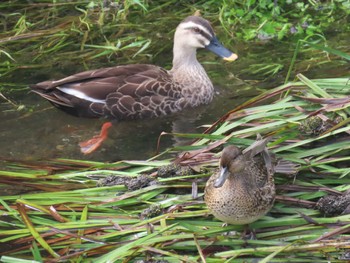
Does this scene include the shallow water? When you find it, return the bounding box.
[0,32,349,163]
[0,72,251,162]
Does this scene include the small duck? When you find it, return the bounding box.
[204,140,275,225]
[30,15,237,120]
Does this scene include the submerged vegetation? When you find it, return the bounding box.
[0,0,349,84]
[0,0,350,262]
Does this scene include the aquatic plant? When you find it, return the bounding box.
[0,0,349,86]
[1,75,350,262]
[0,2,349,261]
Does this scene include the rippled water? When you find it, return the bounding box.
[1,31,349,163]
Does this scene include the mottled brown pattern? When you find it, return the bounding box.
[31,65,186,119]
[205,145,275,225]
[30,15,235,120]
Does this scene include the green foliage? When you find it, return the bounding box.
[1,76,350,262]
[219,0,349,41]
[0,7,348,263]
[0,0,348,85]
[285,38,350,83]
[0,0,154,79]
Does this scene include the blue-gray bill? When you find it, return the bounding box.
[214,166,229,188]
[205,36,238,62]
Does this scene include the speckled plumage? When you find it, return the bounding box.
[204,144,275,225]
[30,16,237,119]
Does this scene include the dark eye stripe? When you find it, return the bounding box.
[191,27,212,41]
[182,16,215,36]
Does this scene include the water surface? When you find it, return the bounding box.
[0,31,348,163]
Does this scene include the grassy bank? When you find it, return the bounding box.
[1,1,350,262]
[1,75,350,262]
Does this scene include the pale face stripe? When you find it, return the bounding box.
[180,21,213,41]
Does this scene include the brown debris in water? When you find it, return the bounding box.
[140,203,163,219]
[299,115,342,136]
[316,192,350,216]
[157,163,193,178]
[97,175,129,186]
[126,174,157,191]
[98,174,157,190]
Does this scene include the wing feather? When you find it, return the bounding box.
[30,64,186,119]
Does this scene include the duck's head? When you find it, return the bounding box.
[174,16,238,62]
[214,145,245,188]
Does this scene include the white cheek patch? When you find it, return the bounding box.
[57,87,105,103]
[186,36,205,48]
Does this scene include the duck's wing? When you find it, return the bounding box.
[101,67,186,119]
[242,135,270,158]
[30,64,185,119]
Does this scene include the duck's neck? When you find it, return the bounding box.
[171,44,198,70]
[170,44,214,106]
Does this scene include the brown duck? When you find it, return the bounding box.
[30,15,237,154]
[205,139,276,225]
[30,15,237,120]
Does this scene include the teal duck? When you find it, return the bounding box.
[30,15,237,120]
[204,140,275,225]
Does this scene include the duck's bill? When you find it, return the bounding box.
[206,37,238,62]
[214,166,229,188]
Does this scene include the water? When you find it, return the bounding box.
[0,70,251,162]
[0,33,349,163]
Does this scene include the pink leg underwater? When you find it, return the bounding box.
[79,122,113,155]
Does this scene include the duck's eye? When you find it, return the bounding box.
[193,27,202,34]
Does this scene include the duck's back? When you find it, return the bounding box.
[30,64,189,119]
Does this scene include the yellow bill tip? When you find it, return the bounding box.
[224,53,238,62]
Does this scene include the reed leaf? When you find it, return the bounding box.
[1,73,350,261]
